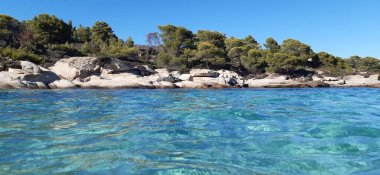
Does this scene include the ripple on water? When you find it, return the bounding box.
[0,88,380,174]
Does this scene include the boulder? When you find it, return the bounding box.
[190,69,219,77]
[100,58,134,73]
[338,74,380,87]
[155,69,171,77]
[246,75,298,88]
[23,81,48,89]
[74,74,155,89]
[192,77,227,86]
[323,77,339,81]
[8,68,24,74]
[49,57,101,80]
[158,74,179,83]
[1,61,62,89]
[175,81,208,89]
[48,80,77,89]
[217,70,241,79]
[22,71,61,84]
[227,78,239,86]
[178,74,193,81]
[0,72,26,89]
[312,75,323,81]
[20,61,41,75]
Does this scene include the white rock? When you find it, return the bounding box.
[190,69,219,77]
[48,80,76,89]
[175,81,207,88]
[49,57,100,80]
[8,68,24,74]
[192,77,227,86]
[155,69,171,77]
[178,74,193,81]
[312,75,323,81]
[323,77,339,81]
[20,61,41,75]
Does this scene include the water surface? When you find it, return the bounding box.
[1,88,380,174]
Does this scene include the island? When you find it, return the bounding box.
[1,14,380,89]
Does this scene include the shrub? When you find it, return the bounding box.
[156,53,172,68]
[0,47,43,64]
[48,43,83,56]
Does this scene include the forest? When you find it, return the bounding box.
[1,14,379,77]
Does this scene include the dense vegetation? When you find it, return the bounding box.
[1,14,379,76]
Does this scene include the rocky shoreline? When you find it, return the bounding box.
[1,57,380,89]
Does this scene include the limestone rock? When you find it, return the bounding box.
[175,81,208,89]
[49,57,101,80]
[192,77,227,86]
[23,81,48,89]
[158,74,179,83]
[100,58,134,73]
[22,71,61,84]
[0,71,26,88]
[48,80,77,89]
[8,68,24,74]
[323,77,339,81]
[178,74,193,81]
[20,61,41,75]
[190,69,219,77]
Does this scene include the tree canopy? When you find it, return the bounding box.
[26,14,72,45]
[0,14,379,76]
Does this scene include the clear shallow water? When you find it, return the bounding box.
[0,88,380,175]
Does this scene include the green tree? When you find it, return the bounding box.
[225,37,245,51]
[91,21,117,44]
[156,52,173,67]
[243,35,259,49]
[158,25,195,56]
[264,37,280,53]
[0,14,22,48]
[346,55,362,70]
[26,14,72,45]
[359,57,380,73]
[98,38,138,58]
[73,25,91,43]
[280,39,313,57]
[266,52,307,73]
[195,41,225,68]
[317,52,351,76]
[241,49,267,73]
[126,36,134,47]
[196,30,226,49]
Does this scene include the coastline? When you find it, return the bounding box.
[1,57,380,90]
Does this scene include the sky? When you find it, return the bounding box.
[1,0,379,58]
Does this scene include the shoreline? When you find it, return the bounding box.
[1,57,380,90]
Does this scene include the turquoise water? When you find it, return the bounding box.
[1,89,380,175]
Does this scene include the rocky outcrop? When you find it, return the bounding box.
[0,71,26,88]
[175,81,208,89]
[190,69,219,78]
[0,61,62,89]
[49,57,101,80]
[324,74,380,87]
[20,61,41,75]
[1,57,380,89]
[48,80,77,89]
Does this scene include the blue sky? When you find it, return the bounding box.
[1,0,379,58]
